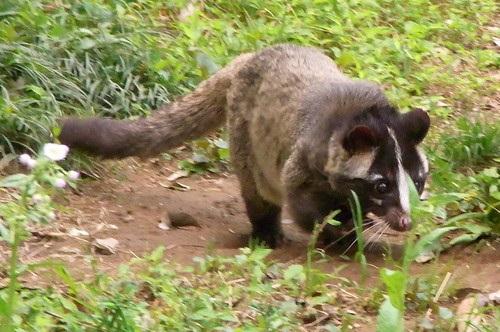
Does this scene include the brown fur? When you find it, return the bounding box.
[60,44,429,247]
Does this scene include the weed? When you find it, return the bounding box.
[441,119,499,169]
[349,190,368,283]
[0,143,78,331]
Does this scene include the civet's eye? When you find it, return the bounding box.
[414,179,424,192]
[375,181,389,194]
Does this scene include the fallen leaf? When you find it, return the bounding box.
[68,228,89,237]
[168,182,191,191]
[49,253,77,263]
[30,231,66,239]
[167,170,189,182]
[58,246,81,255]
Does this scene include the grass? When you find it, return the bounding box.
[0,155,498,330]
[1,0,498,151]
[0,0,499,331]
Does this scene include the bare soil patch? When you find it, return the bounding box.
[2,157,497,298]
[1,157,498,330]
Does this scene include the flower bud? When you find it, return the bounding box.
[19,154,32,166]
[43,143,69,161]
[68,170,80,180]
[26,158,37,169]
[54,178,66,189]
[32,194,44,204]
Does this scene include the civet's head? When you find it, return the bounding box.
[326,107,431,231]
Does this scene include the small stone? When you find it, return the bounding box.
[456,297,481,332]
[488,290,500,304]
[121,214,135,223]
[93,238,119,255]
[415,250,435,263]
[158,222,170,230]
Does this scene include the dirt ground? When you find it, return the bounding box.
[3,157,497,297]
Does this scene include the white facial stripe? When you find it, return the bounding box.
[370,198,383,206]
[416,146,429,175]
[388,128,410,213]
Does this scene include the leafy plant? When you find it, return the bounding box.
[349,190,368,283]
[0,143,79,331]
[441,119,499,169]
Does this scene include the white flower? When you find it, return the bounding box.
[54,178,66,188]
[43,143,69,161]
[68,170,80,180]
[32,194,44,204]
[26,158,37,169]
[19,154,32,166]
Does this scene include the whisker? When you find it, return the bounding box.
[341,237,358,256]
[362,220,385,238]
[323,220,378,250]
[366,212,385,224]
[370,224,390,250]
[362,221,383,234]
[366,224,384,249]
[361,225,383,247]
[341,224,377,255]
[366,229,379,247]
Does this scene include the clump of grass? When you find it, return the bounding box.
[422,118,500,238]
[349,190,368,283]
[0,144,79,331]
[440,119,499,169]
[1,0,497,156]
[0,0,185,153]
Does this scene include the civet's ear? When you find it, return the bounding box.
[400,108,431,144]
[342,125,379,154]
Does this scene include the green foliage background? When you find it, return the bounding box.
[1,0,498,151]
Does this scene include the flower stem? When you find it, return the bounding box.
[1,225,20,332]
